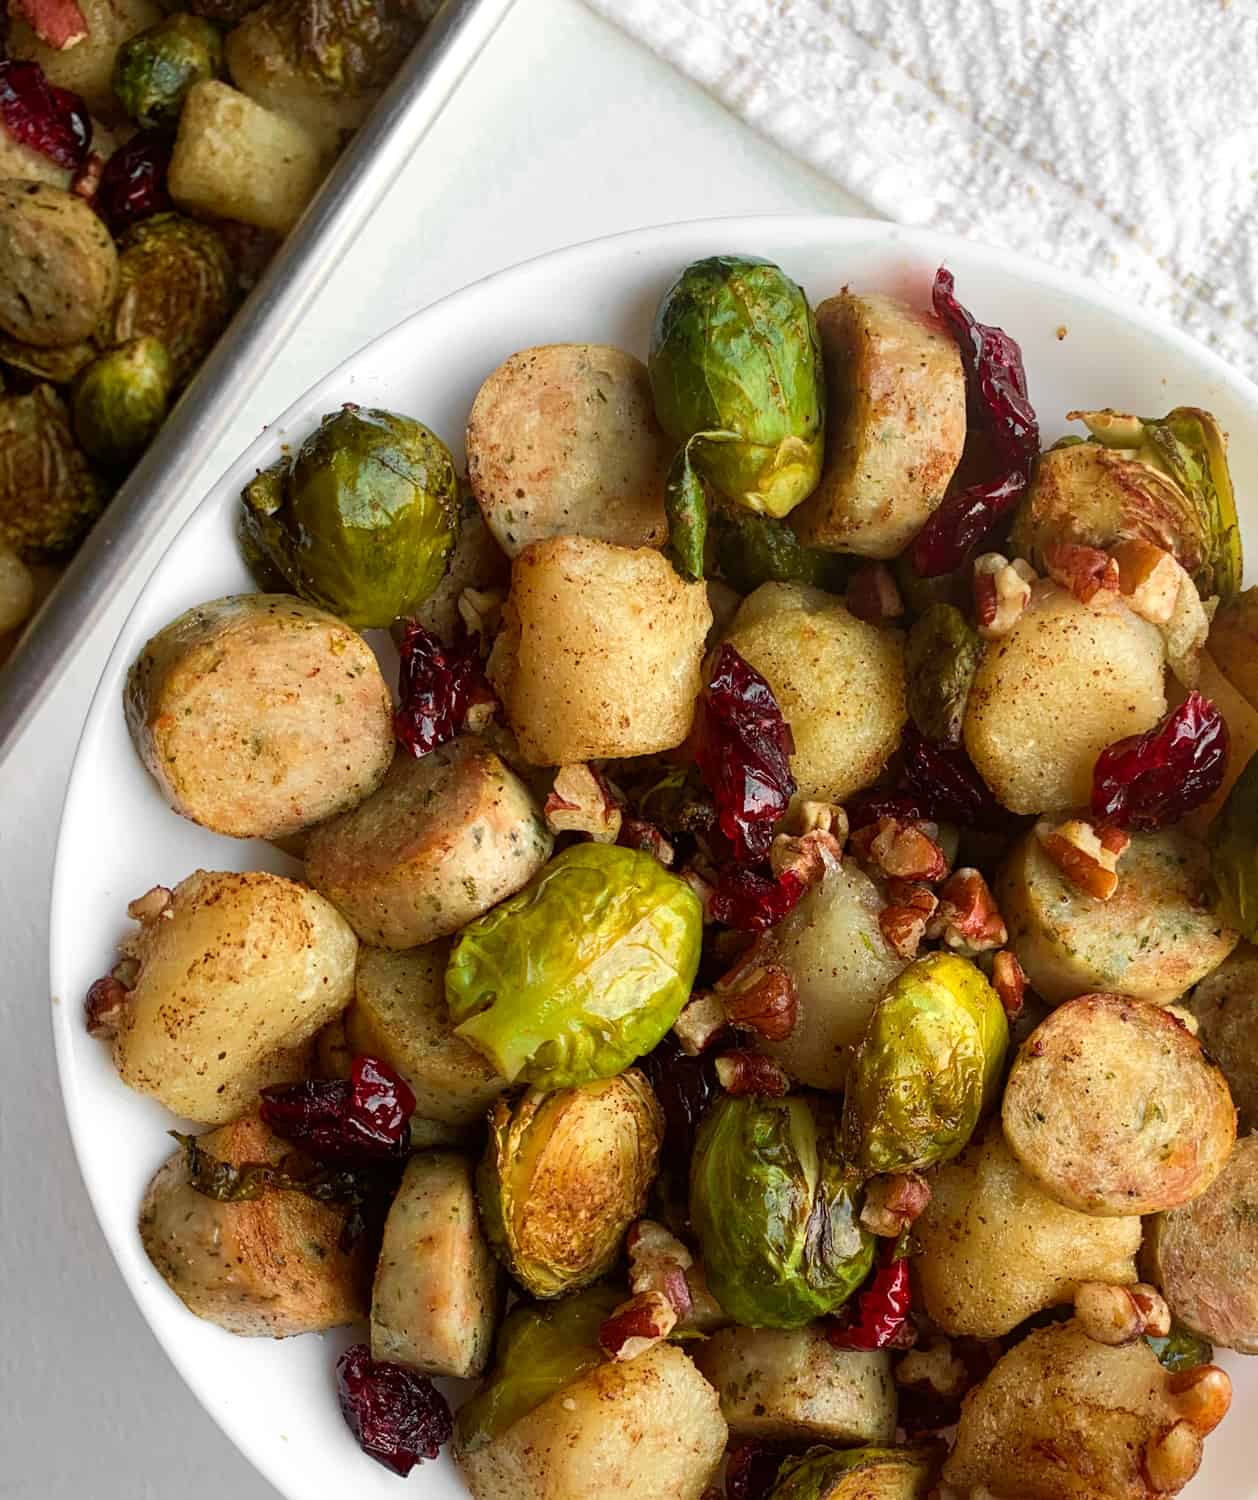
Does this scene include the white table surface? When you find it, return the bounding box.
[0,2,864,1495]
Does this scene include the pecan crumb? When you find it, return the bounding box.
[991,950,1028,1018]
[850,815,948,882]
[878,879,939,960]
[928,867,1007,953]
[1036,817,1126,900]
[618,816,675,867]
[718,960,799,1042]
[84,975,129,1038]
[1112,539,1182,626]
[973,552,1035,639]
[1043,541,1120,604]
[847,562,904,623]
[599,1290,677,1362]
[543,763,622,843]
[860,1171,931,1237]
[715,1050,790,1097]
[127,885,173,922]
[672,991,727,1056]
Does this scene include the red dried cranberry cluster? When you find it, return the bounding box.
[1092,690,1229,831]
[0,59,90,170]
[94,129,173,233]
[826,1251,913,1351]
[393,620,494,758]
[335,1344,452,1476]
[259,1055,416,1166]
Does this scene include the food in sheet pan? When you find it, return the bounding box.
[82,259,1257,1497]
[0,0,441,664]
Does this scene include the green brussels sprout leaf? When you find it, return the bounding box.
[905,603,981,745]
[663,435,721,581]
[842,952,1008,1177]
[768,1443,942,1500]
[455,1285,621,1453]
[446,842,703,1089]
[690,1094,874,1329]
[1209,748,1258,941]
[715,512,849,595]
[1146,1324,1214,1373]
[73,337,173,471]
[649,255,825,521]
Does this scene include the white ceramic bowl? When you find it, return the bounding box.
[50,217,1258,1499]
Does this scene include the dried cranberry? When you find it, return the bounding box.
[259,1055,415,1166]
[725,1440,790,1500]
[709,864,806,932]
[908,468,1027,579]
[640,1034,720,1159]
[0,60,90,170]
[827,1252,913,1350]
[1092,691,1229,831]
[901,726,1011,831]
[394,620,494,758]
[693,644,796,863]
[95,129,173,232]
[335,1343,452,1476]
[844,789,931,832]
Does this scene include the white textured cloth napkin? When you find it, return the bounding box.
[584,0,1258,374]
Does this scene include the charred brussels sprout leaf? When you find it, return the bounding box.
[1209,749,1258,941]
[663,441,709,582]
[240,405,458,629]
[715,513,848,595]
[290,0,416,91]
[768,1443,942,1500]
[0,384,104,560]
[1147,1324,1214,1373]
[113,14,224,129]
[649,256,825,528]
[455,1284,620,1453]
[1013,406,1242,602]
[477,1071,664,1299]
[447,844,702,1089]
[690,1094,874,1329]
[107,214,235,388]
[905,604,982,745]
[73,337,172,470]
[842,952,1008,1177]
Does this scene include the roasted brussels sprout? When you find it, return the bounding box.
[1147,1324,1214,1373]
[1013,407,1242,602]
[0,383,104,559]
[446,842,703,1090]
[72,337,172,469]
[768,1444,941,1500]
[715,513,848,595]
[240,405,459,629]
[690,1093,874,1330]
[905,603,981,745]
[0,335,96,385]
[842,952,1008,1177]
[456,1284,620,1454]
[648,256,824,573]
[1209,749,1258,942]
[478,1071,664,1298]
[105,213,235,387]
[113,13,223,128]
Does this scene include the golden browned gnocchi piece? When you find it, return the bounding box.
[467,344,669,556]
[111,869,357,1124]
[1001,994,1236,1216]
[998,825,1237,1006]
[1184,944,1258,1129]
[139,1112,369,1336]
[964,583,1166,815]
[913,1122,1141,1338]
[125,594,394,841]
[1144,1133,1258,1354]
[304,737,552,948]
[346,943,505,1128]
[791,291,966,558]
[723,582,907,803]
[487,535,711,765]
[943,1319,1230,1499]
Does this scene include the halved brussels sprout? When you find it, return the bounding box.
[455,1284,620,1454]
[842,952,1008,1177]
[113,13,224,128]
[0,384,104,559]
[1013,407,1242,602]
[648,256,825,572]
[768,1444,942,1500]
[446,843,703,1090]
[1209,749,1258,942]
[73,337,172,470]
[478,1070,664,1298]
[240,405,459,629]
[690,1093,873,1330]
[715,513,848,595]
[905,603,981,745]
[106,213,235,387]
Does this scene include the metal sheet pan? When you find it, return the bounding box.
[0,0,516,760]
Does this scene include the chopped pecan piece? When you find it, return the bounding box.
[860,1171,931,1237]
[991,949,1028,1019]
[894,1336,970,1398]
[1043,541,1120,604]
[1112,539,1182,626]
[627,1220,694,1320]
[850,815,948,882]
[1036,817,1126,900]
[973,552,1035,639]
[715,1050,790,1097]
[599,1290,677,1362]
[672,991,727,1056]
[718,960,798,1042]
[84,975,129,1038]
[928,867,1007,953]
[878,880,938,960]
[71,151,104,201]
[1074,1281,1170,1345]
[543,763,622,843]
[12,0,88,48]
[789,799,849,846]
[127,885,173,922]
[769,825,843,883]
[618,816,675,867]
[846,562,904,623]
